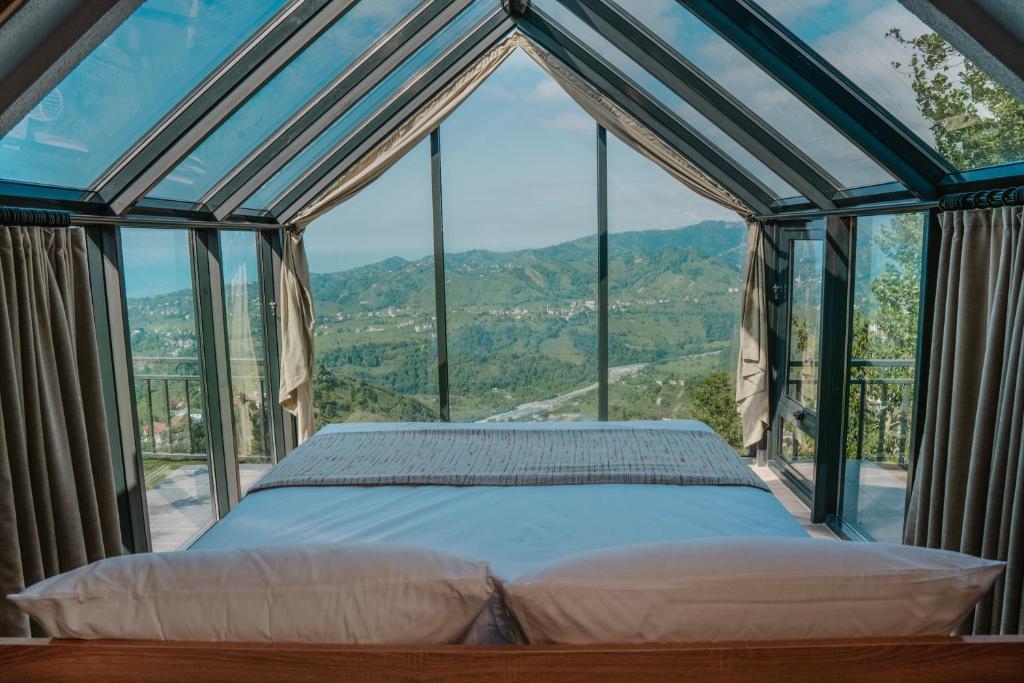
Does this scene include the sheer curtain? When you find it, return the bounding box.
[905,205,1024,635]
[0,226,121,637]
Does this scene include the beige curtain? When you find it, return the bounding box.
[516,38,750,216]
[279,227,315,443]
[277,32,755,440]
[0,226,122,637]
[736,221,769,447]
[290,33,524,228]
[905,205,1024,635]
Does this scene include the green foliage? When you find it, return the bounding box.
[845,213,923,464]
[888,28,1024,169]
[313,363,436,429]
[690,371,743,450]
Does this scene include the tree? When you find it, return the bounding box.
[887,28,1024,169]
[691,371,743,451]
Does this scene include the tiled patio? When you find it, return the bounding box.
[145,463,270,552]
[751,465,838,539]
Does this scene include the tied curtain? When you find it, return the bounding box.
[277,32,761,442]
[0,226,121,637]
[905,205,1024,635]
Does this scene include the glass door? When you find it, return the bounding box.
[771,221,826,498]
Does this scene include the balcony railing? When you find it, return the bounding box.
[132,356,268,461]
[848,359,914,467]
[787,358,915,467]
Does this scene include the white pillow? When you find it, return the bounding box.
[504,538,1004,644]
[9,543,495,643]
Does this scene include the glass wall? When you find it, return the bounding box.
[842,212,924,542]
[302,139,440,428]
[441,52,598,422]
[607,134,746,446]
[120,228,213,551]
[219,231,272,495]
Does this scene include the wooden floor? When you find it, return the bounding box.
[751,465,839,539]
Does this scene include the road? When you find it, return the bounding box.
[477,350,721,422]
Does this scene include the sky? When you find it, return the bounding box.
[302,50,737,274]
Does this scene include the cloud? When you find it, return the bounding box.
[527,78,571,104]
[542,112,594,134]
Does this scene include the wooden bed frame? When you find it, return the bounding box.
[1,636,1023,682]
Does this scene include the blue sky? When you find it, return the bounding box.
[303,50,738,273]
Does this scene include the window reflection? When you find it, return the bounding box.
[220,231,272,494]
[785,239,824,410]
[121,228,214,550]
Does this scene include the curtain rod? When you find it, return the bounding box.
[0,205,281,231]
[753,184,1024,222]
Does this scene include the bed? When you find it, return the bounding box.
[195,421,807,644]
[4,421,1023,681]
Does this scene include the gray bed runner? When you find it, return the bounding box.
[250,425,767,492]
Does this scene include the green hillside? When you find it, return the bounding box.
[125,220,748,442]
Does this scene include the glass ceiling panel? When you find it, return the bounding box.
[615,0,894,189]
[755,0,1024,172]
[534,0,799,199]
[0,0,287,190]
[150,0,420,202]
[243,0,493,210]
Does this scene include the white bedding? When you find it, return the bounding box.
[193,483,808,579]
[193,421,808,643]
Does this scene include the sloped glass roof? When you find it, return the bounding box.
[535,0,799,198]
[243,0,496,211]
[756,0,1024,171]
[615,0,893,189]
[150,0,420,202]
[0,0,1021,220]
[0,0,287,189]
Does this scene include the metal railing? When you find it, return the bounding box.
[132,356,268,461]
[848,359,914,467]
[787,358,914,467]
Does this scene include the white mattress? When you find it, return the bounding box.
[194,483,808,579]
[193,422,808,643]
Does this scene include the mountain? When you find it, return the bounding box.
[125,220,748,426]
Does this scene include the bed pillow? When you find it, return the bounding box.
[504,537,1004,644]
[9,543,495,643]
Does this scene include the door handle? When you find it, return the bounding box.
[793,409,805,422]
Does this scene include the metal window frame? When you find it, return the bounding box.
[519,8,776,215]
[190,229,241,514]
[555,0,838,210]
[596,125,609,421]
[429,128,452,422]
[270,10,515,223]
[206,0,476,221]
[95,0,362,215]
[257,229,289,462]
[815,214,855,525]
[675,0,952,199]
[85,224,150,553]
